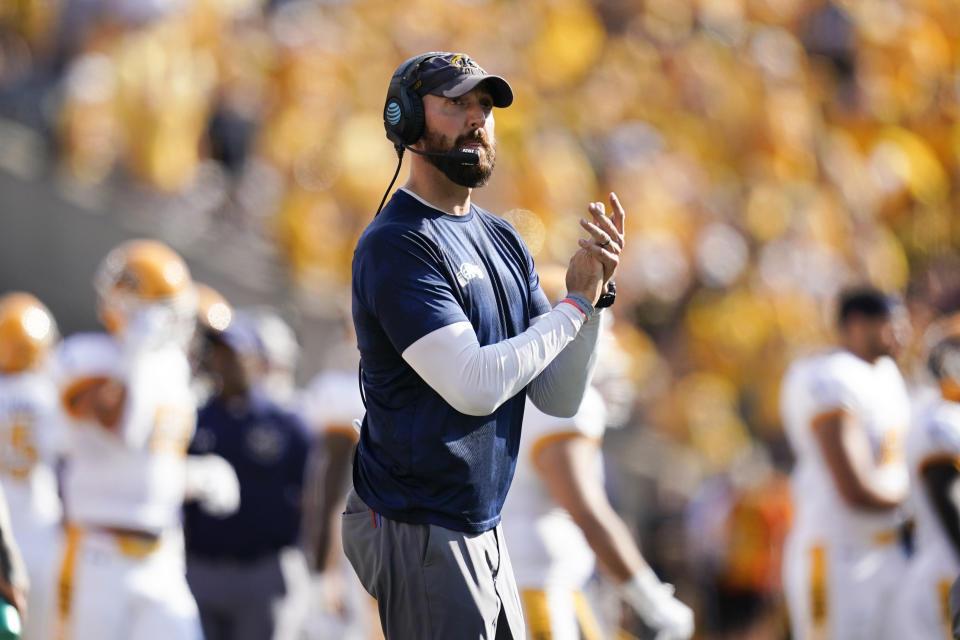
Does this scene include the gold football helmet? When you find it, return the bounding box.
[0,292,58,374]
[95,239,197,346]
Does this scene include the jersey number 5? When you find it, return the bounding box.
[0,416,38,479]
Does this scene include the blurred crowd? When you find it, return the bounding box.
[3,0,960,638]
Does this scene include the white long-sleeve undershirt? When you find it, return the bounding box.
[401,303,602,418]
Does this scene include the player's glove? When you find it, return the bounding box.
[184,454,240,517]
[620,566,694,640]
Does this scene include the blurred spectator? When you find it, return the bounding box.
[184,311,311,640]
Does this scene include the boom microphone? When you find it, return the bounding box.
[399,144,480,166]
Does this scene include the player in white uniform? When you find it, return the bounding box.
[0,292,63,640]
[502,388,694,640]
[52,239,237,640]
[890,314,960,639]
[780,287,911,640]
[500,267,693,640]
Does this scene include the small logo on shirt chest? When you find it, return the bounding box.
[245,424,287,465]
[456,262,485,287]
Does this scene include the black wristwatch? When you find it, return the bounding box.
[595,280,616,309]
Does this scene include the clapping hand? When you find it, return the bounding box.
[578,192,625,284]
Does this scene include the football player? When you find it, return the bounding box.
[52,239,237,640]
[500,268,694,640]
[891,313,960,639]
[0,292,62,639]
[780,287,911,640]
[300,360,371,640]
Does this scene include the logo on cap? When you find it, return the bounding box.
[385,101,402,126]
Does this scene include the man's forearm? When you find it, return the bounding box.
[401,302,586,416]
[527,310,601,418]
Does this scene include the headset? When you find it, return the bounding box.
[384,52,441,148]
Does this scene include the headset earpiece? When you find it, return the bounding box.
[384,52,444,147]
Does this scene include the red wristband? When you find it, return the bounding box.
[559,298,587,320]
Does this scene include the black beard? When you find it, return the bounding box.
[420,128,496,188]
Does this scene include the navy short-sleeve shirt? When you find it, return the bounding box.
[351,189,551,532]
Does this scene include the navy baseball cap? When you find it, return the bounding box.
[414,53,513,108]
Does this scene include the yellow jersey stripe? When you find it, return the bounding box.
[53,525,83,640]
[520,589,553,640]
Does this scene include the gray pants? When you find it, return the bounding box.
[186,547,310,640]
[341,488,525,639]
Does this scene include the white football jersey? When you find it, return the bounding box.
[54,332,196,533]
[906,396,960,558]
[501,387,606,591]
[300,369,365,437]
[887,392,960,640]
[0,370,64,537]
[781,350,911,541]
